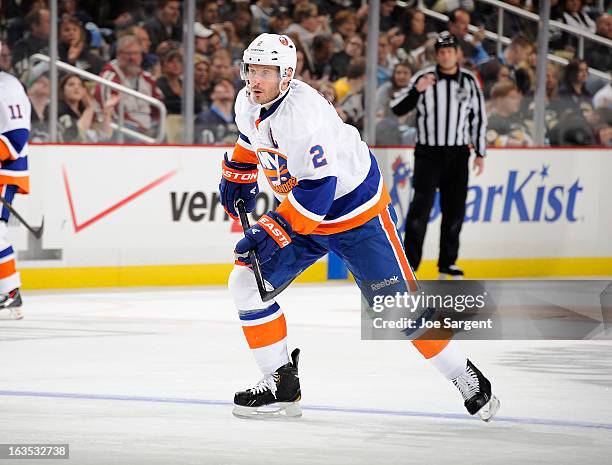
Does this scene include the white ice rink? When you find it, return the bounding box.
[1,283,611,465]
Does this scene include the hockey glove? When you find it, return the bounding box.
[235,211,294,265]
[219,152,259,220]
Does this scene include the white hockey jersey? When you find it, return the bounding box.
[232,79,390,235]
[0,71,31,193]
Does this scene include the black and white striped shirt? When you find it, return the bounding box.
[390,65,487,156]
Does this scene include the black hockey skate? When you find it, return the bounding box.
[438,265,464,280]
[452,359,500,422]
[0,288,23,320]
[233,348,302,419]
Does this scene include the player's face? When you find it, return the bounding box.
[247,64,282,105]
[436,47,458,71]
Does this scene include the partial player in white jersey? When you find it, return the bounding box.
[219,33,500,420]
[0,47,31,320]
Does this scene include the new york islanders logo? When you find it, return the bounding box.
[279,36,289,46]
[256,148,297,195]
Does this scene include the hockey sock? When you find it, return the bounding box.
[239,302,290,375]
[413,338,467,380]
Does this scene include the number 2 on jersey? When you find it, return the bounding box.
[310,145,327,168]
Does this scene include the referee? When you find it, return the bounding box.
[390,32,487,278]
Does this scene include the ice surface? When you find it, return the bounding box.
[1,283,611,464]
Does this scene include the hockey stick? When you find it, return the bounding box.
[0,195,44,239]
[235,199,295,302]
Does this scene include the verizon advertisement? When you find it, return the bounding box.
[9,145,611,272]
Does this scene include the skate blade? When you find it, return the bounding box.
[477,395,500,422]
[437,273,463,280]
[232,402,302,420]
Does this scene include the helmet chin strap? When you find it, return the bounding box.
[245,77,292,108]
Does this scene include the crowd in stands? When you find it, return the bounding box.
[1,0,610,146]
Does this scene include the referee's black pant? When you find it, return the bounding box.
[404,144,470,271]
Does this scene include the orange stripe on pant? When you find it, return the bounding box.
[412,335,452,359]
[379,207,417,291]
[242,314,287,349]
[0,258,16,279]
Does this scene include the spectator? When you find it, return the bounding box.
[560,0,596,33]
[499,35,532,73]
[58,15,105,75]
[377,34,394,87]
[11,7,50,76]
[487,81,534,146]
[0,42,15,75]
[125,25,157,74]
[96,34,163,138]
[195,77,238,144]
[311,34,335,81]
[269,6,293,34]
[479,59,512,98]
[593,79,612,110]
[286,2,323,50]
[58,74,116,142]
[194,23,221,59]
[209,49,233,84]
[376,60,413,118]
[26,65,50,142]
[402,9,434,53]
[448,9,489,65]
[60,0,93,26]
[387,27,410,65]
[194,57,213,112]
[294,48,315,85]
[338,57,367,132]
[330,10,358,52]
[585,13,612,73]
[318,81,346,121]
[250,0,278,34]
[333,56,366,102]
[144,0,182,52]
[330,33,363,82]
[484,0,537,45]
[227,8,254,62]
[157,50,183,115]
[555,59,592,111]
[379,0,400,32]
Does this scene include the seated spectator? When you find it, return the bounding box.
[286,2,325,51]
[0,42,15,75]
[194,23,223,60]
[377,34,395,87]
[124,25,157,75]
[560,0,596,32]
[194,57,213,113]
[209,49,233,84]
[96,34,164,138]
[250,0,277,34]
[228,8,254,61]
[60,0,94,26]
[269,6,293,34]
[499,35,533,75]
[331,10,358,52]
[27,64,50,142]
[58,74,117,142]
[387,27,411,66]
[318,82,346,121]
[553,59,592,114]
[144,0,182,52]
[11,7,50,77]
[487,81,534,146]
[333,57,366,102]
[58,15,105,75]
[195,77,239,144]
[311,34,335,82]
[376,61,413,118]
[585,14,612,73]
[479,59,512,98]
[593,79,612,110]
[448,9,489,65]
[401,9,434,53]
[337,58,367,132]
[379,0,400,32]
[294,48,315,86]
[157,50,183,115]
[330,34,363,82]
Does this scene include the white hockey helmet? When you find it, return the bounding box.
[240,33,297,86]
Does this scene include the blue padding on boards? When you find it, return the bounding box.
[327,252,348,280]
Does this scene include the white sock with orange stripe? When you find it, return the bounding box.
[229,265,290,375]
[239,302,290,375]
[0,222,20,294]
[413,338,467,380]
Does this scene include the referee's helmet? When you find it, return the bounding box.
[435,31,459,50]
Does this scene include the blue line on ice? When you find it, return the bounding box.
[1,389,611,431]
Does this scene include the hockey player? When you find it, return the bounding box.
[220,33,500,420]
[0,42,31,320]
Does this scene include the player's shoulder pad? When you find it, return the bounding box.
[275,80,332,138]
[0,71,24,94]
